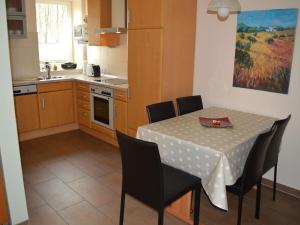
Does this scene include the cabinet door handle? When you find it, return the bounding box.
[42,98,45,109]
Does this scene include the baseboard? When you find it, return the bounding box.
[79,125,118,147]
[18,123,79,141]
[262,178,300,199]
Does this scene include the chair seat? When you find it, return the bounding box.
[163,164,201,206]
[226,177,242,195]
[227,177,257,196]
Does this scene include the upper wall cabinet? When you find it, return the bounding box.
[87,0,127,45]
[128,0,162,29]
[6,0,27,38]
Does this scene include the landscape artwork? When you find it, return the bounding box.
[233,9,299,94]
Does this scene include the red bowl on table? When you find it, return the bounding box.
[199,117,233,128]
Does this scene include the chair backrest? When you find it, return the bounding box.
[263,115,291,173]
[176,95,203,115]
[116,131,164,210]
[240,127,276,194]
[146,101,176,123]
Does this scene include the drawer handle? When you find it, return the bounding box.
[79,85,86,89]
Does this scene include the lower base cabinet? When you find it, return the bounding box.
[114,99,127,134]
[78,108,90,127]
[76,81,91,128]
[39,90,74,129]
[14,94,40,133]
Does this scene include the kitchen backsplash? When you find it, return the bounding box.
[87,34,128,78]
[9,32,41,80]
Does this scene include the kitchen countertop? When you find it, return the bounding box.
[13,74,128,91]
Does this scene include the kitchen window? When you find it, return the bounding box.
[36,0,73,68]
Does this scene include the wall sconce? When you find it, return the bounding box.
[207,0,241,19]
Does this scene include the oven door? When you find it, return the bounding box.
[91,93,114,130]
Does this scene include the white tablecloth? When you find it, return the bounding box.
[136,107,275,210]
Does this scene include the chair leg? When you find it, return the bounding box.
[193,186,201,225]
[273,164,278,201]
[237,195,244,225]
[255,180,262,219]
[119,190,126,225]
[158,209,164,225]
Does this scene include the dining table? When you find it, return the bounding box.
[136,106,276,212]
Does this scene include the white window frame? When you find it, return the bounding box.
[36,0,74,66]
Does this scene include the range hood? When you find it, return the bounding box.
[95,27,127,34]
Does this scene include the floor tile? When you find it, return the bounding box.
[28,205,67,225]
[34,178,82,211]
[97,153,122,170]
[25,184,46,210]
[43,159,86,182]
[97,171,122,194]
[67,153,115,178]
[98,198,122,224]
[23,163,56,185]
[59,201,114,225]
[69,176,118,208]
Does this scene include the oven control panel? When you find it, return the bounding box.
[90,85,113,97]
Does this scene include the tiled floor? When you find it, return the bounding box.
[20,130,300,225]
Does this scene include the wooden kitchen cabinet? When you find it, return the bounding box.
[14,94,40,133]
[127,0,197,136]
[77,108,90,128]
[76,82,91,128]
[127,29,162,134]
[114,89,128,134]
[115,100,127,134]
[87,0,112,45]
[38,90,74,129]
[127,0,162,29]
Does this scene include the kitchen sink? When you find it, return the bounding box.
[36,76,64,81]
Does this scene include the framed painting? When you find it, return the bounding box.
[233,8,299,94]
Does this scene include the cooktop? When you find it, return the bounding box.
[94,78,128,85]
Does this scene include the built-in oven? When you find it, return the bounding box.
[90,85,114,130]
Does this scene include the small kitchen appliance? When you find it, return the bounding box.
[87,64,101,77]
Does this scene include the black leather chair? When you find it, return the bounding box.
[226,126,276,225]
[176,95,203,115]
[146,101,176,123]
[263,115,291,201]
[116,131,202,225]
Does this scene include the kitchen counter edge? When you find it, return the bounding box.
[13,75,128,91]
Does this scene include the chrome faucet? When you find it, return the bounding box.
[45,62,51,79]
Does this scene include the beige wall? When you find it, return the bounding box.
[194,0,300,189]
[10,0,40,80]
[87,34,128,77]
